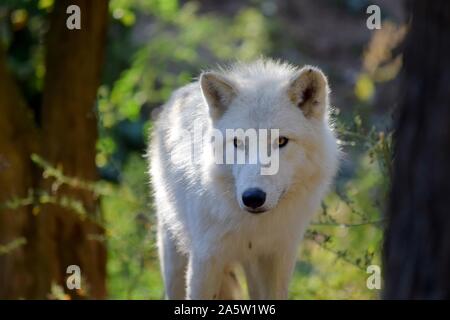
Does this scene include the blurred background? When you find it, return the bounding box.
[0,0,407,299]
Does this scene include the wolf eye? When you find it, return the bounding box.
[277,136,289,148]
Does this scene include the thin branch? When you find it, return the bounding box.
[311,219,385,228]
[0,238,27,256]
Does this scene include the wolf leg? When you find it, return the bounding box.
[186,253,224,300]
[217,265,242,299]
[244,259,265,299]
[245,250,297,300]
[158,224,187,299]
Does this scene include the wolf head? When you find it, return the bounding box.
[200,60,338,214]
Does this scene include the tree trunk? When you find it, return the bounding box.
[0,0,108,299]
[0,47,39,299]
[383,0,450,299]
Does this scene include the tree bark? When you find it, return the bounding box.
[0,0,108,299]
[0,46,39,299]
[383,0,450,299]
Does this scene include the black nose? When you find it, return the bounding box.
[242,188,266,210]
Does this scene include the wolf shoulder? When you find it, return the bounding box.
[153,81,208,134]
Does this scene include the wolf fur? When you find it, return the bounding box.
[148,59,339,299]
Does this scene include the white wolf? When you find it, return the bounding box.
[149,59,339,300]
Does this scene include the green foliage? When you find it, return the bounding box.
[99,2,271,130]
[294,157,385,299]
[0,0,49,100]
[103,154,164,299]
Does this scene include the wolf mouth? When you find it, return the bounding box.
[245,208,268,214]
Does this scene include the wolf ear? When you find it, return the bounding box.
[200,72,237,120]
[288,66,329,119]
